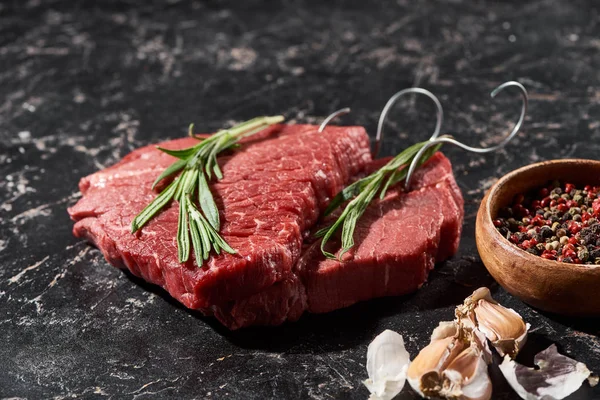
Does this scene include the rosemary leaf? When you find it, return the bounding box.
[131,179,178,233]
[379,169,405,200]
[314,225,332,239]
[211,228,236,255]
[198,171,219,229]
[207,134,230,180]
[151,158,187,190]
[324,175,375,216]
[157,145,201,160]
[339,176,382,258]
[182,167,199,195]
[320,205,353,259]
[173,169,188,200]
[339,209,358,258]
[189,216,204,265]
[177,195,191,262]
[188,201,211,261]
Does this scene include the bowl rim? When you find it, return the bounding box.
[483,158,600,274]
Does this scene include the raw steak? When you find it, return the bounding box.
[68,125,372,320]
[295,152,463,313]
[208,152,463,325]
[409,152,464,261]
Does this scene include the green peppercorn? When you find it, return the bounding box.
[573,194,583,204]
[536,243,546,252]
[569,207,581,215]
[578,248,589,262]
[559,236,569,245]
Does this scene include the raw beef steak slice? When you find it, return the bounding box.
[409,152,464,261]
[295,152,463,314]
[209,152,463,324]
[69,125,372,319]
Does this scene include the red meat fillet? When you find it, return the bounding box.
[295,152,463,313]
[207,153,463,326]
[68,124,372,317]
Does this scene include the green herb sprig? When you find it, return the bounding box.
[131,116,284,263]
[315,140,441,259]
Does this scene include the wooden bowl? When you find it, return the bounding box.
[476,159,600,316]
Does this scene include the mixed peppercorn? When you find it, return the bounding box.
[494,181,600,264]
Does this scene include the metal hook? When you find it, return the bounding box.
[404,81,529,191]
[374,88,444,158]
[318,108,351,133]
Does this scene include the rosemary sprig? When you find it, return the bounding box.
[131,116,284,263]
[315,140,441,260]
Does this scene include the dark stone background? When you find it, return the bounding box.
[1,0,599,398]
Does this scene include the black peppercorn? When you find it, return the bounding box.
[540,226,553,238]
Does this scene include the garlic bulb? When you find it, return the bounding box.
[364,330,410,400]
[457,287,528,358]
[363,288,590,400]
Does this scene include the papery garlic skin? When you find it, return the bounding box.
[364,330,410,400]
[431,321,458,341]
[499,344,591,400]
[470,328,492,364]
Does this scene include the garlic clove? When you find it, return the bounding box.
[364,330,410,400]
[498,344,591,400]
[457,287,528,358]
[442,346,492,400]
[407,336,467,398]
[474,299,528,358]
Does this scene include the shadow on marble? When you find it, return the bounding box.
[118,256,496,353]
[538,310,600,336]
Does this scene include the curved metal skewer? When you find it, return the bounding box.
[318,108,351,133]
[404,81,529,191]
[374,88,444,158]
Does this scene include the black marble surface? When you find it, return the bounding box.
[2,0,600,399]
